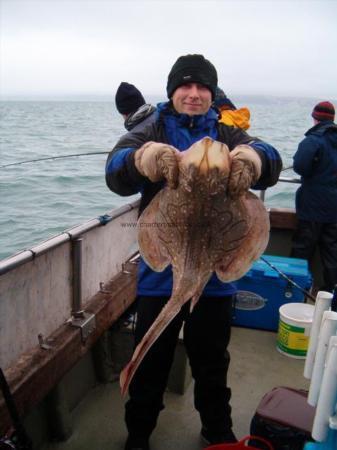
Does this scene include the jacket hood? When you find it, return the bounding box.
[305,120,337,137]
[124,104,156,131]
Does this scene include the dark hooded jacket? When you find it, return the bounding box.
[106,102,282,297]
[293,121,337,222]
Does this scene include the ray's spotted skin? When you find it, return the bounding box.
[120,137,269,395]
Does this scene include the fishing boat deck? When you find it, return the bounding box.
[42,326,310,450]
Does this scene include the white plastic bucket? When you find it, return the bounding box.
[277,303,315,359]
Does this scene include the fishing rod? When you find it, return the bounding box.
[260,256,316,302]
[1,153,295,171]
[0,151,109,169]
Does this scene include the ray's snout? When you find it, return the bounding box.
[181,137,231,176]
[179,137,231,194]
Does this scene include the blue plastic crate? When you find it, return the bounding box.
[232,255,312,331]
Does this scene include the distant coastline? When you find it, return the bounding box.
[1,94,336,105]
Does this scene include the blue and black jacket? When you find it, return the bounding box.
[106,102,282,297]
[293,120,337,223]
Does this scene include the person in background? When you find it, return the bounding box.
[291,101,337,293]
[106,54,282,450]
[115,82,156,131]
[214,87,251,130]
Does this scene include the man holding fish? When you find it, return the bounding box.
[106,54,282,450]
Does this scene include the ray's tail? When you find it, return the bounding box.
[120,298,183,396]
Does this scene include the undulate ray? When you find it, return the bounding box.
[120,137,270,396]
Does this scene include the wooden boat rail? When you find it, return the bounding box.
[0,258,138,433]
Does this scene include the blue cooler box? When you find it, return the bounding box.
[232,254,312,331]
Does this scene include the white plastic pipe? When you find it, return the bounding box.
[312,336,337,442]
[304,291,333,379]
[308,311,337,406]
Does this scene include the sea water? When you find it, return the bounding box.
[0,95,318,260]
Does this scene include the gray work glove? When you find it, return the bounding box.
[228,145,262,198]
[135,142,180,189]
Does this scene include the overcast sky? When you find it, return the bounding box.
[1,0,337,99]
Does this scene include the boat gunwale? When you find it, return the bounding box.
[0,199,140,275]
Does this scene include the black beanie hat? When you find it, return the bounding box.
[115,82,146,115]
[166,54,218,100]
[312,101,335,122]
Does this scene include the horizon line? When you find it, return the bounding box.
[1,93,336,102]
